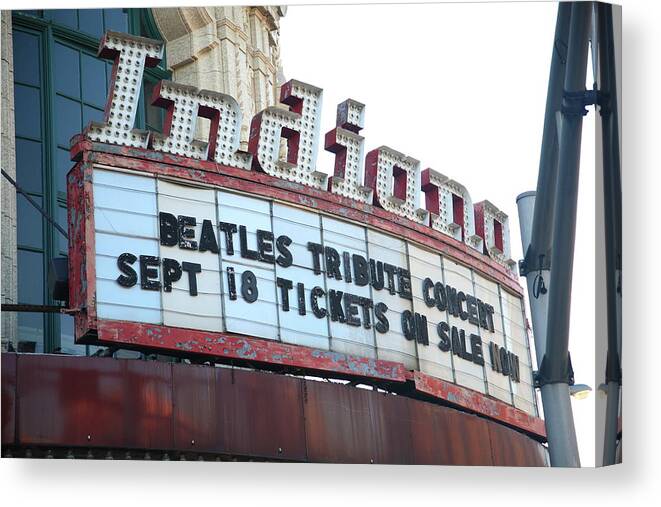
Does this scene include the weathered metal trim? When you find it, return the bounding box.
[69,138,523,296]
[95,319,409,382]
[412,371,546,438]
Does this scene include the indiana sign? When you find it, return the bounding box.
[66,30,541,434]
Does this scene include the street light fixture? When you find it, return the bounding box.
[569,384,592,400]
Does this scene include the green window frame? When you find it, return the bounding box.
[12,8,171,354]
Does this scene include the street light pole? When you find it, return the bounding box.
[517,2,594,467]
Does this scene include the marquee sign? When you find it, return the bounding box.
[67,31,540,433]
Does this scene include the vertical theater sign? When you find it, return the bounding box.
[68,32,540,431]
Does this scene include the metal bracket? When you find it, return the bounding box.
[519,247,551,276]
[533,352,575,388]
[561,88,606,117]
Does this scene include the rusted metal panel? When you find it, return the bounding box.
[70,139,522,296]
[303,381,379,463]
[408,399,446,464]
[6,354,547,465]
[444,409,495,466]
[16,354,173,449]
[215,367,307,461]
[172,362,218,452]
[367,392,416,464]
[413,371,546,439]
[1,353,17,445]
[96,320,409,383]
[488,420,547,467]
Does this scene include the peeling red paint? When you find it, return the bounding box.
[96,319,409,382]
[412,371,545,438]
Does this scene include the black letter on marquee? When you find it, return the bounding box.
[344,293,361,327]
[434,282,447,311]
[219,222,237,255]
[415,312,429,345]
[276,235,293,268]
[328,289,345,322]
[457,291,469,321]
[383,263,397,295]
[343,251,352,283]
[374,302,389,333]
[352,254,369,286]
[478,300,489,330]
[485,304,495,332]
[311,286,327,318]
[422,278,435,307]
[276,277,293,312]
[257,229,275,264]
[370,260,385,290]
[437,321,451,352]
[139,255,161,291]
[239,226,259,261]
[401,310,415,341]
[226,266,237,300]
[446,285,459,317]
[451,325,462,357]
[357,297,373,329]
[199,219,219,254]
[162,258,182,292]
[466,295,479,326]
[178,215,198,250]
[117,252,138,287]
[325,247,342,280]
[241,270,258,303]
[397,268,412,300]
[182,261,201,296]
[470,334,484,365]
[499,347,510,376]
[159,212,178,247]
[307,242,324,275]
[297,282,306,315]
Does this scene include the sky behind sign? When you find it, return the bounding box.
[280,2,597,465]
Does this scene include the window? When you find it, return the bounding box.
[12,9,170,354]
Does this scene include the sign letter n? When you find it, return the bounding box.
[85,31,164,148]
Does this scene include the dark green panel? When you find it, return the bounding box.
[16,138,43,194]
[14,84,42,139]
[54,95,82,147]
[17,249,44,304]
[53,42,81,99]
[82,104,104,128]
[81,53,108,107]
[104,9,128,33]
[45,9,78,30]
[13,30,40,87]
[16,194,43,250]
[79,9,104,39]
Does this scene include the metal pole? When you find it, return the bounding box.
[517,191,548,367]
[596,2,622,466]
[527,2,572,267]
[540,1,592,467]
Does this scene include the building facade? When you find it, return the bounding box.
[1,7,285,353]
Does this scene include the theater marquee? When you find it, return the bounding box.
[67,31,539,428]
